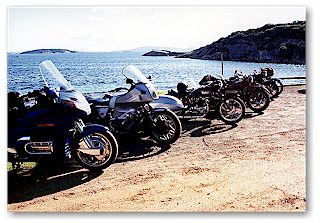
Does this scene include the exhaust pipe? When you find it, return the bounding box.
[24,141,53,155]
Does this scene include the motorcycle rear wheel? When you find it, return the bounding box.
[218,97,245,124]
[73,131,118,170]
[150,110,182,145]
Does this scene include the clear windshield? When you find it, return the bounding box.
[122,65,152,85]
[122,65,158,99]
[39,60,75,92]
[38,60,91,114]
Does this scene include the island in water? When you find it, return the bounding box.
[20,49,77,54]
[142,50,188,57]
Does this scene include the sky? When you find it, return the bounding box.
[7,6,306,53]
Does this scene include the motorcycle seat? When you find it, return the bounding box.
[86,96,110,106]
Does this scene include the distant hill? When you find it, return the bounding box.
[179,21,305,64]
[20,49,77,54]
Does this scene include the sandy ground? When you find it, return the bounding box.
[7,85,306,212]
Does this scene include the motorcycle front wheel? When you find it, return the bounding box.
[150,110,182,145]
[218,97,245,124]
[247,90,270,113]
[73,131,118,170]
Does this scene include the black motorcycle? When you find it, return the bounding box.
[252,67,284,99]
[8,60,118,171]
[166,74,245,124]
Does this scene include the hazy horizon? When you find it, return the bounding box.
[7,45,199,54]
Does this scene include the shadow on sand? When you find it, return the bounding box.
[8,135,170,204]
[181,119,237,137]
[115,134,170,163]
[244,111,264,119]
[8,159,103,204]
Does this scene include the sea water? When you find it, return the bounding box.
[7,52,306,95]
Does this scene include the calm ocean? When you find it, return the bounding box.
[7,52,306,95]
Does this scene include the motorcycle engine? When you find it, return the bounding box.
[185,97,209,116]
[109,108,137,132]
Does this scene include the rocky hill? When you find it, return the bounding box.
[180,21,305,64]
[20,49,77,54]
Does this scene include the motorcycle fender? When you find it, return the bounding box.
[75,124,110,140]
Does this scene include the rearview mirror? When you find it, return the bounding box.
[126,78,134,85]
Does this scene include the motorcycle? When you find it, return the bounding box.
[8,60,118,171]
[225,71,271,113]
[85,65,181,145]
[252,67,284,99]
[163,74,245,124]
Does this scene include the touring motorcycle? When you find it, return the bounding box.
[162,74,245,124]
[85,65,181,145]
[8,60,118,171]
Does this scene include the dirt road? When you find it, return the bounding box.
[8,85,306,212]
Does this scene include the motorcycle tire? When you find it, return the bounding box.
[263,80,279,99]
[272,78,284,97]
[247,89,270,113]
[150,109,182,145]
[73,130,118,171]
[218,97,245,124]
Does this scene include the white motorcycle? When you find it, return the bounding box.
[86,65,182,145]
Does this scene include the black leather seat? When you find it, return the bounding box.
[86,96,110,106]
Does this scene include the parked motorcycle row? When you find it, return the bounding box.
[160,67,282,120]
[7,60,283,172]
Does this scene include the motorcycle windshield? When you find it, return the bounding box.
[39,60,75,91]
[39,60,91,115]
[122,65,158,99]
[122,65,151,85]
